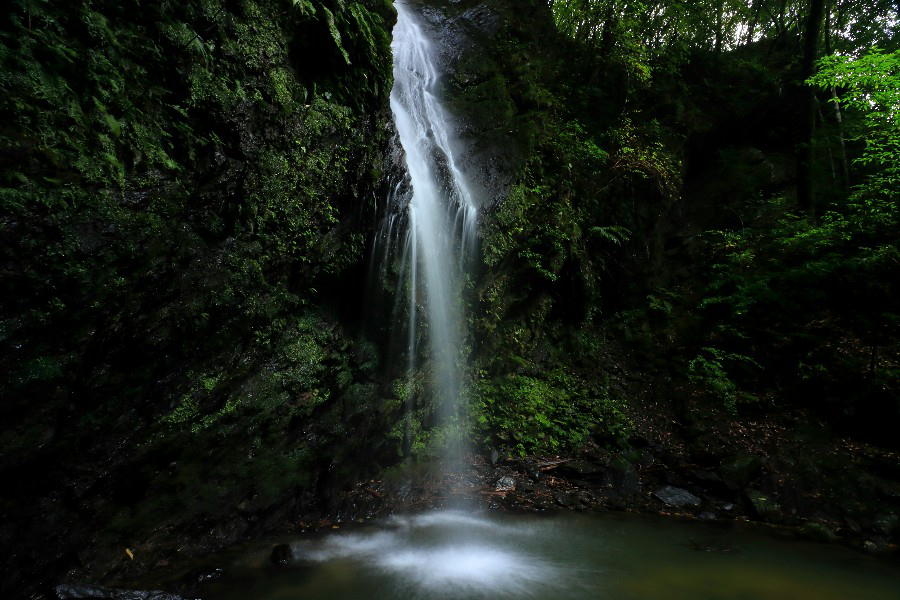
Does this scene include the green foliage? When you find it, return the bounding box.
[684,52,899,415]
[538,5,899,437]
[161,395,200,427]
[691,51,900,409]
[688,347,760,415]
[322,6,351,65]
[474,370,629,456]
[384,374,426,456]
[483,178,568,281]
[480,117,634,323]
[552,0,898,58]
[810,49,900,211]
[278,322,328,391]
[694,191,898,417]
[608,117,681,197]
[140,308,385,532]
[589,225,631,245]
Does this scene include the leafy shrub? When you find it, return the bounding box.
[474,369,629,456]
[688,347,759,415]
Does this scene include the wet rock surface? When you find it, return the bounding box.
[653,486,702,508]
[494,476,516,492]
[405,0,557,204]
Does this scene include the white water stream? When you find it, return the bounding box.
[383,0,480,468]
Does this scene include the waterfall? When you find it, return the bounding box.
[374,0,479,473]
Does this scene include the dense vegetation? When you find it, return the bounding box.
[431,0,899,549]
[461,0,899,456]
[1,0,898,595]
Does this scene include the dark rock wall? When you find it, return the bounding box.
[0,0,399,595]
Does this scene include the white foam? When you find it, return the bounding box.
[297,530,400,561]
[295,511,560,596]
[377,544,555,594]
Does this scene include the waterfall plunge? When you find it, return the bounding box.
[378,0,479,473]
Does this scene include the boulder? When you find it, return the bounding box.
[653,486,701,508]
[608,457,641,496]
[495,475,516,492]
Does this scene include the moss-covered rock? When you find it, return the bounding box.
[0,0,398,595]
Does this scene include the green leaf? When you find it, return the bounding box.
[322,7,351,65]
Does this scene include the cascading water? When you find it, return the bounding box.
[375,0,480,474]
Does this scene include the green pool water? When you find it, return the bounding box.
[201,511,900,599]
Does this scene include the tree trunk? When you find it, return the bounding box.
[745,0,763,44]
[599,1,617,58]
[776,0,787,38]
[831,85,850,187]
[715,0,724,53]
[817,98,837,184]
[822,5,850,187]
[797,0,826,213]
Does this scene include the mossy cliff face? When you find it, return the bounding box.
[417,1,898,543]
[404,0,557,201]
[408,0,644,456]
[0,0,398,594]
